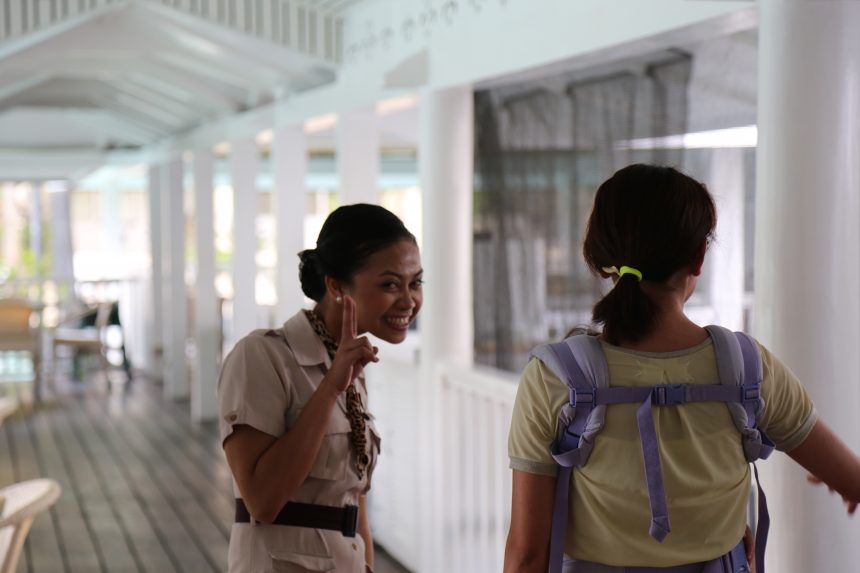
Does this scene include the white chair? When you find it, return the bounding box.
[0,478,61,573]
[51,302,113,382]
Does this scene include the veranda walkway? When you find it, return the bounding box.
[1,374,409,573]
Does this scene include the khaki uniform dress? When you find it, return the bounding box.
[218,310,381,573]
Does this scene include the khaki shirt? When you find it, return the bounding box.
[218,310,381,573]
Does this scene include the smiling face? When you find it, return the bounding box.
[343,239,423,344]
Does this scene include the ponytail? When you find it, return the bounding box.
[592,275,659,345]
[583,164,716,345]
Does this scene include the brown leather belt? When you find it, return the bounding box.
[234,499,358,537]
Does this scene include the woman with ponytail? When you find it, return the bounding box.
[504,165,860,572]
[217,204,423,572]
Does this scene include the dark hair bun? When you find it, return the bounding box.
[296,204,416,304]
[298,249,326,302]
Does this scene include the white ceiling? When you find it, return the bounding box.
[0,0,343,155]
[0,0,427,179]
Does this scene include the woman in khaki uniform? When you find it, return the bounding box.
[218,204,423,572]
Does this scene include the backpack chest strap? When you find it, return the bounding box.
[591,383,761,406]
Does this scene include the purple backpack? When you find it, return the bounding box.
[530,326,774,573]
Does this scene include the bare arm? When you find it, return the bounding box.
[224,297,377,523]
[224,381,340,523]
[789,418,860,514]
[504,470,555,573]
[358,495,374,569]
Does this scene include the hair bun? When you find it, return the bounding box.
[298,249,326,302]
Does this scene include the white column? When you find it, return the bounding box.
[29,181,43,279]
[418,85,474,572]
[192,149,219,422]
[708,148,745,331]
[161,157,189,399]
[2,183,20,271]
[755,3,860,572]
[45,180,74,284]
[146,166,164,376]
[272,126,308,320]
[102,178,122,274]
[337,107,379,205]
[230,139,259,342]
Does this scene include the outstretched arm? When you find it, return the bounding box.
[789,419,860,514]
[504,470,555,573]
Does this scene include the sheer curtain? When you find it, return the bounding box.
[473,54,692,372]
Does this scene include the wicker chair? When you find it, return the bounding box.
[0,479,61,573]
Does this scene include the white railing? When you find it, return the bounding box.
[367,355,519,573]
[365,357,424,568]
[437,362,518,573]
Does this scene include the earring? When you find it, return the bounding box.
[336,296,342,303]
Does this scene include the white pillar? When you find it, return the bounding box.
[708,148,745,331]
[337,107,379,205]
[418,85,474,572]
[45,181,73,285]
[230,139,259,342]
[161,157,189,399]
[29,181,43,278]
[146,166,164,376]
[102,179,123,274]
[272,126,308,320]
[192,149,218,422]
[2,183,20,271]
[755,3,860,572]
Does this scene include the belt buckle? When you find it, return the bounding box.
[342,504,358,537]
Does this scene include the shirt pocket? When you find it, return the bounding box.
[266,526,336,572]
[269,551,336,573]
[308,414,352,481]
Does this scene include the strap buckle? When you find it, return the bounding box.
[741,383,761,403]
[651,384,688,406]
[572,388,594,406]
[342,504,358,537]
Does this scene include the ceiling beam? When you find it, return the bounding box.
[64,112,154,147]
[140,1,338,80]
[0,74,53,105]
[0,56,242,113]
[0,2,131,63]
[110,79,208,122]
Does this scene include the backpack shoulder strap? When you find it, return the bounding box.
[530,335,609,467]
[530,335,609,573]
[704,325,774,461]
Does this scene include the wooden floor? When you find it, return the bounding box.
[0,370,410,573]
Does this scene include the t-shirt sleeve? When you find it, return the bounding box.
[217,335,290,444]
[508,358,565,477]
[756,340,818,452]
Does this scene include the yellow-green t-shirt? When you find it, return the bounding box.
[508,337,817,567]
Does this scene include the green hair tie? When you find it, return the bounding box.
[602,265,643,282]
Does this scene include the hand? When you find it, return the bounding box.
[742,525,756,572]
[322,295,378,394]
[807,473,858,515]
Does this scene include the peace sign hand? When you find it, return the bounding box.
[323,295,378,394]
